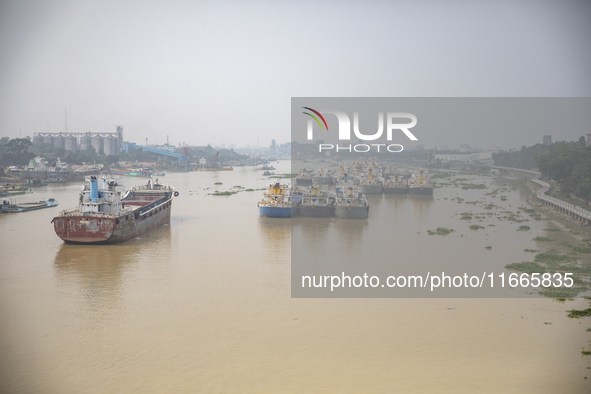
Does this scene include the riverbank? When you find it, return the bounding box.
[525,177,591,239]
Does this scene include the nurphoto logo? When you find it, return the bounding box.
[302,107,418,153]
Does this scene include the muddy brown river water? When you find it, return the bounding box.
[1,161,590,393]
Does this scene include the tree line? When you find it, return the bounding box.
[492,137,591,203]
[1,138,250,171]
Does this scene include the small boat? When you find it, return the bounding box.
[0,185,33,196]
[25,179,48,187]
[1,198,58,213]
[110,167,149,177]
[199,166,234,171]
[263,171,275,176]
[46,176,68,183]
[0,201,21,213]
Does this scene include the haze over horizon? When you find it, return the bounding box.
[1,0,590,151]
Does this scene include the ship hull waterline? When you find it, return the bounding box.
[258,205,291,218]
[408,186,434,195]
[335,206,369,219]
[293,205,335,218]
[384,187,408,194]
[360,185,383,195]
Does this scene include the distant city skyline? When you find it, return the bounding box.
[1,1,590,150]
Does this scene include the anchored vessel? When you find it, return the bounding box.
[359,169,383,195]
[408,170,434,195]
[293,186,336,218]
[384,174,408,194]
[335,186,369,219]
[312,169,334,185]
[295,169,313,186]
[1,198,58,213]
[258,183,291,218]
[110,167,150,177]
[359,180,383,195]
[0,185,33,196]
[52,176,177,244]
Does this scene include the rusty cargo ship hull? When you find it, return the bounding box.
[53,198,172,243]
[53,177,176,244]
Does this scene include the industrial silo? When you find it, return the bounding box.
[104,136,118,155]
[80,135,91,151]
[43,135,54,146]
[91,135,103,153]
[65,136,78,151]
[54,135,65,149]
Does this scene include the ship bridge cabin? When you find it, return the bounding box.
[79,176,126,213]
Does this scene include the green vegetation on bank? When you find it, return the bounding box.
[492,138,591,204]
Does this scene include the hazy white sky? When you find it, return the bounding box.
[1,0,590,149]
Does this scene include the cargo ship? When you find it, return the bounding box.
[384,174,408,194]
[408,170,434,195]
[335,186,369,219]
[382,166,396,181]
[359,169,383,195]
[293,186,336,218]
[295,169,313,186]
[258,183,291,218]
[52,176,177,244]
[312,169,334,185]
